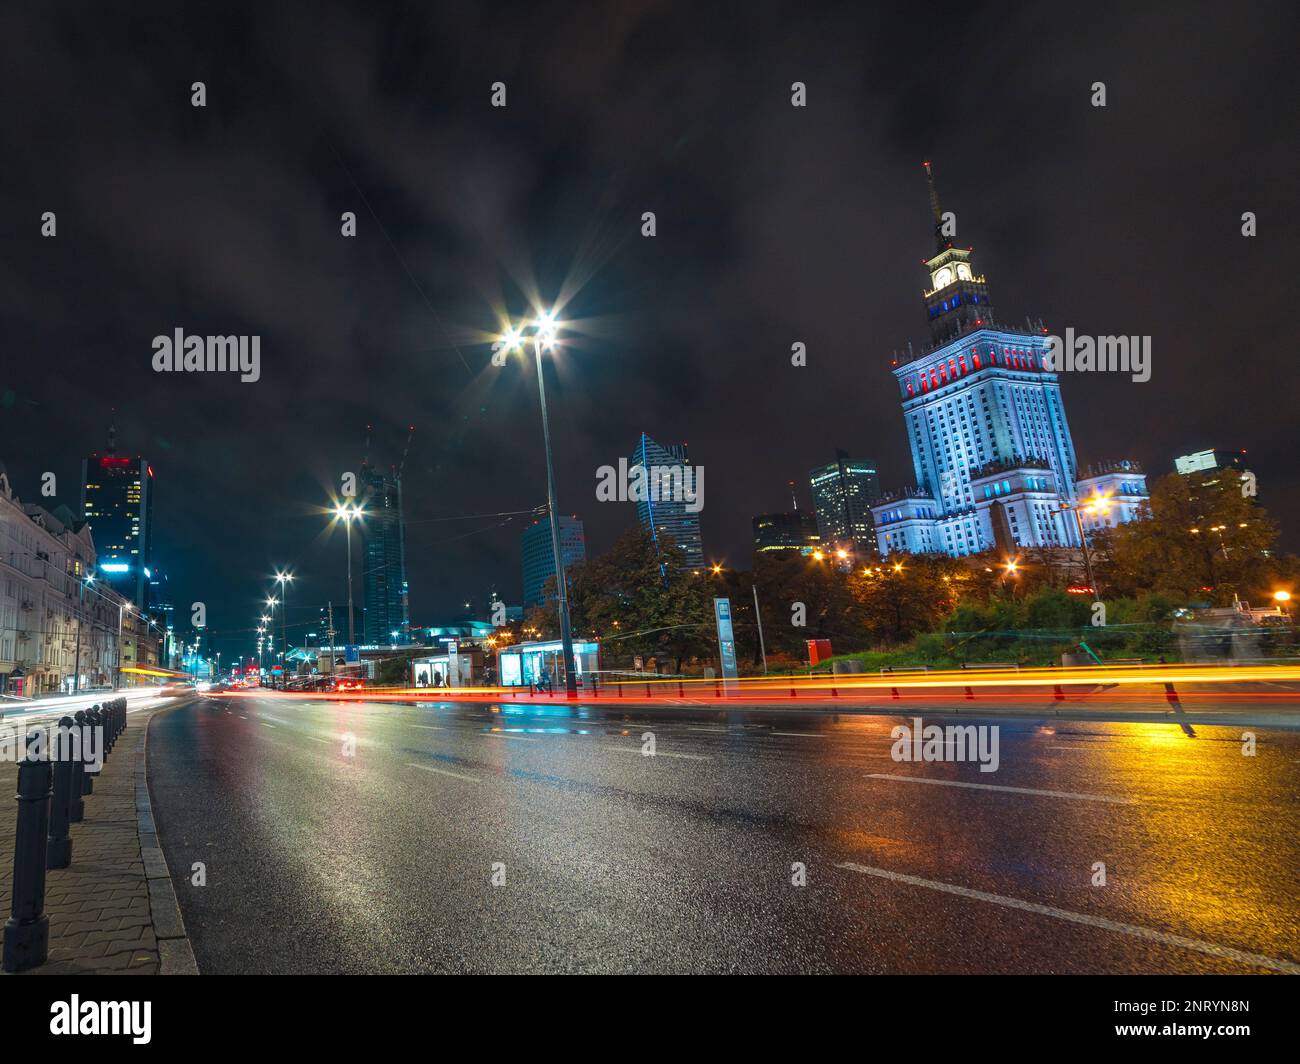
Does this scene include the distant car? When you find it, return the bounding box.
[323,676,364,693]
[159,682,193,697]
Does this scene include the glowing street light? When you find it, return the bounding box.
[274,569,294,687]
[496,307,578,699]
[330,502,365,650]
[1061,492,1112,604]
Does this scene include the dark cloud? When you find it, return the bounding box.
[1,0,1296,660]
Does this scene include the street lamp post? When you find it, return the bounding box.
[275,571,293,685]
[332,504,363,650]
[1062,493,1111,605]
[73,573,97,694]
[501,311,578,698]
[115,602,131,691]
[265,596,279,686]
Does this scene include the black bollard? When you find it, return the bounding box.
[46,717,76,869]
[85,707,104,778]
[73,710,92,799]
[3,732,52,972]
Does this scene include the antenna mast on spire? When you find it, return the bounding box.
[397,425,414,481]
[923,160,946,253]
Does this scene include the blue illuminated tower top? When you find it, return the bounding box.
[871,163,1089,557]
[921,160,994,346]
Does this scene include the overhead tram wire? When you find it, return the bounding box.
[326,138,473,376]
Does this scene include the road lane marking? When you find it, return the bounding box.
[481,732,539,742]
[833,862,1300,975]
[772,731,826,738]
[260,722,276,728]
[407,762,479,782]
[239,715,248,719]
[306,736,331,744]
[410,724,443,730]
[607,746,711,761]
[866,773,1133,804]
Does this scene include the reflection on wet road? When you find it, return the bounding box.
[146,695,1300,973]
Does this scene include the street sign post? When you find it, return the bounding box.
[713,597,738,690]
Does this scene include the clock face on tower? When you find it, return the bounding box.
[933,267,953,289]
[957,263,971,280]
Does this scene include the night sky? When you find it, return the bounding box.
[2,1,1297,662]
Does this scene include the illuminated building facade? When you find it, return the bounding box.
[752,510,820,554]
[80,424,153,608]
[359,461,410,645]
[521,515,586,609]
[872,163,1147,558]
[630,433,706,570]
[808,452,880,555]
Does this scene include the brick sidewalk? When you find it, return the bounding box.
[0,702,196,975]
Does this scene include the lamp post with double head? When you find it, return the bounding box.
[331,504,364,652]
[275,570,293,684]
[499,309,578,698]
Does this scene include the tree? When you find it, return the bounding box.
[848,554,972,646]
[1094,471,1281,604]
[539,528,714,673]
[749,551,865,658]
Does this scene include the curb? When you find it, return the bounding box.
[136,710,199,975]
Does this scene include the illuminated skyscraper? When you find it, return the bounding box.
[521,515,586,609]
[871,162,1146,557]
[808,452,880,555]
[359,460,410,645]
[80,422,153,608]
[630,433,706,570]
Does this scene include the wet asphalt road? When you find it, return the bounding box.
[146,694,1300,974]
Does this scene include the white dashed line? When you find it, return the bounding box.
[866,773,1133,804]
[607,746,711,761]
[834,862,1300,974]
[407,762,479,782]
[481,732,539,742]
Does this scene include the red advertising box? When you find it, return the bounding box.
[807,639,833,666]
